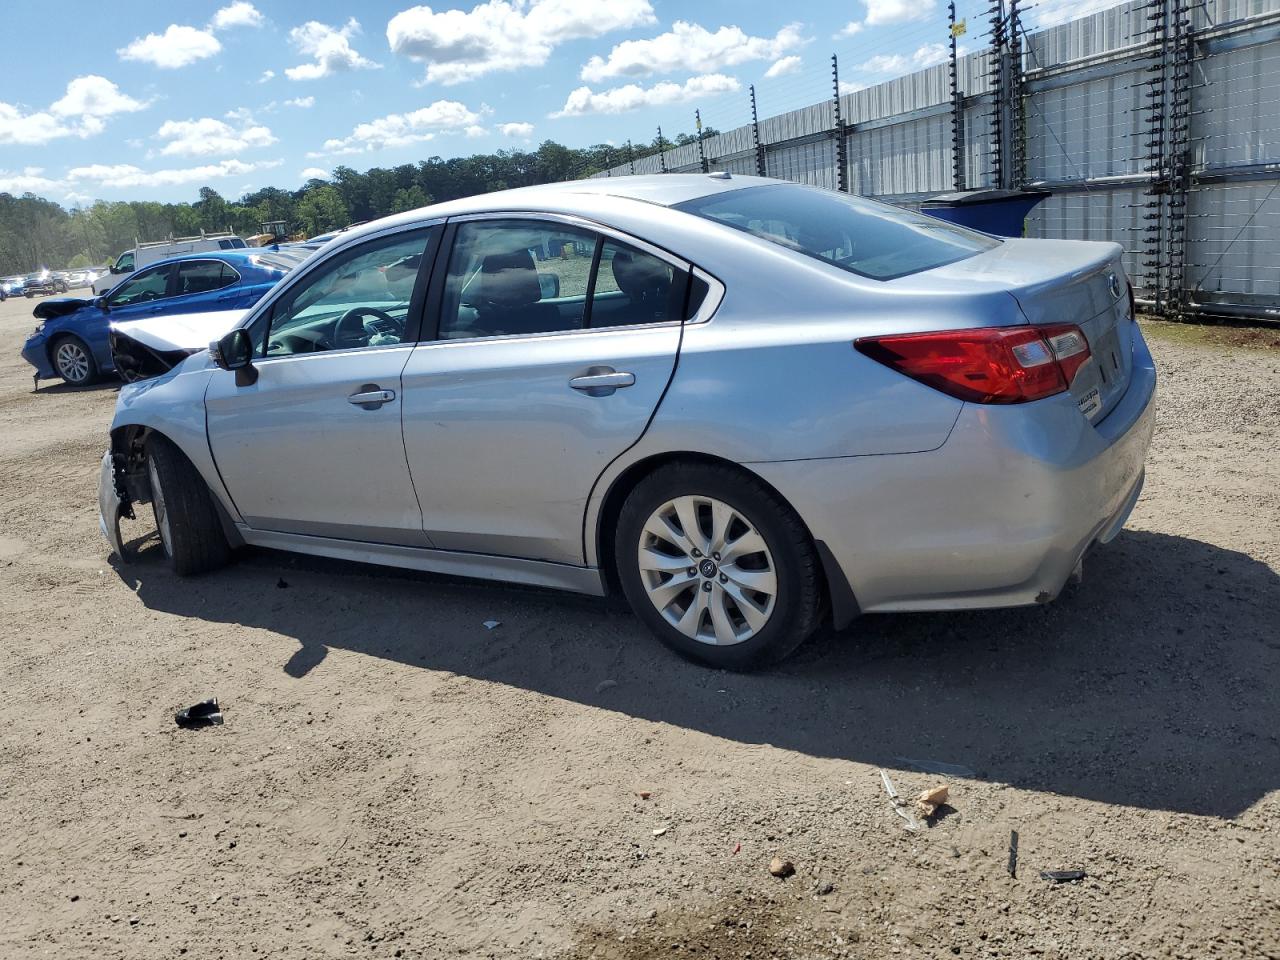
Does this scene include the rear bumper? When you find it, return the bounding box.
[751,323,1157,615]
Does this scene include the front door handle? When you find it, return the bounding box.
[348,385,396,409]
[569,367,636,397]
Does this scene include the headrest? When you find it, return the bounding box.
[611,250,671,300]
[478,248,542,308]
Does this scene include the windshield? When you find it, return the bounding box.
[674,184,999,281]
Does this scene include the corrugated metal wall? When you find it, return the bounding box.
[595,0,1280,315]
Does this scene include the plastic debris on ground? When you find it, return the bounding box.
[1040,869,1087,883]
[175,698,223,729]
[1008,830,1019,878]
[878,769,920,831]
[482,620,501,630]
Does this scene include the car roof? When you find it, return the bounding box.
[333,174,779,247]
[145,249,303,270]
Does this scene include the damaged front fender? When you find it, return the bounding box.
[98,450,130,562]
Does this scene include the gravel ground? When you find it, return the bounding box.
[0,294,1277,959]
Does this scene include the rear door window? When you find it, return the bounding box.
[176,260,238,295]
[675,184,999,281]
[437,220,690,340]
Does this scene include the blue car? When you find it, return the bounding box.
[22,248,311,386]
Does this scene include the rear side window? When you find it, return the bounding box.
[176,260,238,295]
[437,219,690,340]
[675,184,998,281]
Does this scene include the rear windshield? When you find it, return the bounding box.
[674,184,999,281]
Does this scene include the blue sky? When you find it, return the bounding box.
[0,0,1095,205]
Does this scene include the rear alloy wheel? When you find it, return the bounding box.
[52,335,96,386]
[146,436,232,576]
[616,463,822,669]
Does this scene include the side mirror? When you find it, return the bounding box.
[210,328,258,386]
[538,272,561,299]
[96,296,109,312]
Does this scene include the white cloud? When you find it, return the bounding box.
[118,24,222,69]
[859,43,953,74]
[864,0,937,26]
[67,158,282,189]
[0,167,64,194]
[211,2,263,30]
[317,100,483,154]
[155,117,277,157]
[0,75,147,146]
[838,80,867,95]
[300,167,329,180]
[259,69,276,83]
[837,22,864,37]
[284,96,315,109]
[581,21,803,83]
[464,125,488,138]
[764,55,802,79]
[387,0,656,85]
[499,121,535,138]
[286,18,380,80]
[1032,0,1127,27]
[552,74,740,118]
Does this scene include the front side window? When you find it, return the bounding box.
[438,220,688,340]
[260,229,432,357]
[675,184,999,281]
[107,264,173,307]
[115,252,135,273]
[176,260,237,296]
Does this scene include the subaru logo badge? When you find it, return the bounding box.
[1107,273,1122,300]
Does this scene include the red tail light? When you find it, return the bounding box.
[855,324,1092,404]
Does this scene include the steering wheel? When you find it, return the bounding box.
[333,307,402,348]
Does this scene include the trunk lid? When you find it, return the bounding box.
[924,238,1135,422]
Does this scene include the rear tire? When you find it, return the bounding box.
[51,335,97,386]
[614,462,823,670]
[146,436,232,576]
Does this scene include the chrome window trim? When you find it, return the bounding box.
[413,320,684,351]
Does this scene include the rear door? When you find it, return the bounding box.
[400,215,690,565]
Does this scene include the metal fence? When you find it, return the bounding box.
[594,0,1280,321]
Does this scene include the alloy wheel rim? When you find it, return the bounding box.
[148,457,172,556]
[637,495,777,646]
[56,342,89,383]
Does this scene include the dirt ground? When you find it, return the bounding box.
[0,294,1277,960]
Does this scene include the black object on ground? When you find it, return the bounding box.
[1040,870,1087,883]
[1007,830,1019,878]
[277,578,289,589]
[175,698,223,729]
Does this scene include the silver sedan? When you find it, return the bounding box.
[100,175,1156,669]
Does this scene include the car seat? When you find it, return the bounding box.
[474,249,563,335]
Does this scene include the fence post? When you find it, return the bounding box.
[656,126,668,173]
[1008,0,1026,188]
[949,2,966,191]
[696,109,709,173]
[832,54,849,193]
[988,0,1007,189]
[750,84,767,177]
[626,139,636,175]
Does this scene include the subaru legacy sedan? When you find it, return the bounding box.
[99,175,1155,669]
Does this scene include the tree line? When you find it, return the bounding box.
[0,132,715,276]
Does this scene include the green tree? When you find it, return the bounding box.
[295,185,350,237]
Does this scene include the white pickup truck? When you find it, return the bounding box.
[91,232,248,296]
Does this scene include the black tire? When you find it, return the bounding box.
[614,462,823,670]
[50,334,97,386]
[146,435,232,576]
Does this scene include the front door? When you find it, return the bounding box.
[206,226,440,545]
[400,216,690,565]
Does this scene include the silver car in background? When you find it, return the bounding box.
[100,175,1155,669]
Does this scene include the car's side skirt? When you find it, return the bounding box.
[237,526,608,596]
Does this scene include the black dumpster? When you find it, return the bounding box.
[919,188,1051,238]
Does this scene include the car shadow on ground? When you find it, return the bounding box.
[115,528,1279,818]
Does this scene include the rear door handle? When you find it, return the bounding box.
[569,368,635,397]
[348,385,396,409]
